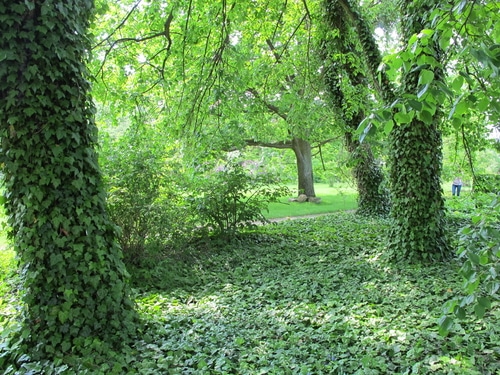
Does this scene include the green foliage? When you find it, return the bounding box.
[188,161,290,236]
[2,212,499,373]
[90,0,339,199]
[388,121,449,262]
[446,193,491,217]
[350,145,391,217]
[474,174,500,194]
[0,0,136,363]
[100,129,193,263]
[441,194,500,335]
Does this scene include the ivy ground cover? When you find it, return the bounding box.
[1,212,499,374]
[129,213,499,375]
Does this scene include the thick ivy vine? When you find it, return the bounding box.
[0,0,136,362]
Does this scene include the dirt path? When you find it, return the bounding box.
[262,210,358,224]
[267,212,334,223]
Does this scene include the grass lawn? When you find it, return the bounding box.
[265,183,358,219]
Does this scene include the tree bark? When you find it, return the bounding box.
[292,138,316,197]
[245,138,316,198]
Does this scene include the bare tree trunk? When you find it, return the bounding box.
[292,138,316,197]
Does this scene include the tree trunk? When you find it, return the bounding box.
[292,138,316,197]
[0,0,136,359]
[322,0,391,216]
[387,0,449,261]
[244,138,317,198]
[345,132,390,216]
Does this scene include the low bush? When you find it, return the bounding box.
[100,130,194,264]
[473,174,500,194]
[441,193,500,334]
[187,160,290,236]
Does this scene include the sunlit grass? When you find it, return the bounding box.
[265,182,358,219]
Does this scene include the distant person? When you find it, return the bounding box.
[452,176,463,196]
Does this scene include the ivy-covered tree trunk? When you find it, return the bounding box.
[292,137,316,197]
[387,0,449,261]
[322,0,391,216]
[0,0,136,359]
[345,132,390,216]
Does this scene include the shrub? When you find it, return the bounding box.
[100,130,192,263]
[473,174,500,194]
[440,193,500,334]
[187,161,290,236]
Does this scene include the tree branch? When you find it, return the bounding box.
[246,88,288,120]
[92,0,143,50]
[312,136,342,148]
[94,10,175,78]
[244,139,293,149]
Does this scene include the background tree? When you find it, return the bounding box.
[437,0,500,182]
[0,0,136,360]
[90,0,340,199]
[321,0,391,216]
[383,0,499,261]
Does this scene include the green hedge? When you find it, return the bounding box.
[473,174,500,194]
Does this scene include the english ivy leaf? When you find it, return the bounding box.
[418,69,435,85]
[471,215,481,224]
[455,306,466,320]
[452,117,463,129]
[474,303,486,318]
[439,28,453,50]
[58,310,69,324]
[449,98,468,118]
[408,99,422,111]
[438,315,453,336]
[52,145,63,157]
[485,281,500,295]
[418,110,433,125]
[469,251,481,265]
[451,76,464,91]
[417,83,430,99]
[477,97,489,112]
[383,120,394,134]
[477,297,491,308]
[394,110,414,124]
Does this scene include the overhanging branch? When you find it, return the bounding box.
[246,88,288,120]
[244,139,293,149]
[93,9,175,78]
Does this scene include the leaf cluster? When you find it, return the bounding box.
[187,160,290,236]
[441,194,500,335]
